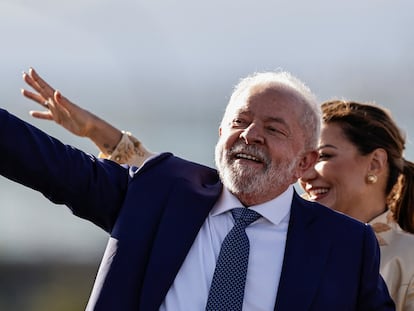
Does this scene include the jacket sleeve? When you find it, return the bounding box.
[0,108,129,232]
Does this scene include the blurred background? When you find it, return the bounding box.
[1,0,413,309]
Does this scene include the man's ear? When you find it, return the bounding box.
[295,150,318,179]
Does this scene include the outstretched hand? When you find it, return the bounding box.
[21,68,94,137]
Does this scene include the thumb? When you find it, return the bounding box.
[54,90,63,105]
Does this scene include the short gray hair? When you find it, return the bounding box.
[224,70,321,150]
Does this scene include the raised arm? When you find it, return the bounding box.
[21,68,154,166]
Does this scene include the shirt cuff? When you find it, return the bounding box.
[98,131,146,165]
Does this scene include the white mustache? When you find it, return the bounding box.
[229,143,269,165]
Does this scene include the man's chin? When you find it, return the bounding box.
[224,178,260,195]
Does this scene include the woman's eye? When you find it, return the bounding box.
[318,153,331,161]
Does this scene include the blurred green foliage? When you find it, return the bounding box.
[0,261,97,311]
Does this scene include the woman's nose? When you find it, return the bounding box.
[299,164,318,182]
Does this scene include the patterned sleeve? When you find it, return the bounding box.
[98,131,153,167]
[405,274,414,311]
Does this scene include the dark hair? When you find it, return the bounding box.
[321,100,414,233]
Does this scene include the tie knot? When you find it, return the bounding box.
[231,208,261,227]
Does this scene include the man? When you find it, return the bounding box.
[0,70,394,310]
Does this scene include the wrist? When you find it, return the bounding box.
[83,113,101,138]
[85,114,123,156]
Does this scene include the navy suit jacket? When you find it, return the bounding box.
[0,109,394,310]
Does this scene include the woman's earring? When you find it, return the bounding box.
[367,174,378,184]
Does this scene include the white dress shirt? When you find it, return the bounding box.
[160,185,293,311]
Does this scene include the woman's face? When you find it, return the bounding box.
[299,122,372,214]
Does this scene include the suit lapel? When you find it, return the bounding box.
[274,192,333,310]
[139,180,222,311]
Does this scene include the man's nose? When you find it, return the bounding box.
[239,124,264,145]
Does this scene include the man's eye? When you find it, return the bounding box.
[266,126,287,136]
[232,119,247,127]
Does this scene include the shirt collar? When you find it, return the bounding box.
[211,186,293,226]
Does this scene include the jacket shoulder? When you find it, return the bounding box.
[293,191,370,233]
[132,152,220,186]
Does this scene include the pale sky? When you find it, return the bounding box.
[1,0,413,261]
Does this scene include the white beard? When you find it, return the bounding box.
[215,140,298,198]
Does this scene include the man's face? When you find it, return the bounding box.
[215,85,310,206]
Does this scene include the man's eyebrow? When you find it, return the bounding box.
[235,109,251,115]
[317,144,338,150]
[267,116,287,124]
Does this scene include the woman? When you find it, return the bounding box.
[23,68,414,309]
[299,100,414,310]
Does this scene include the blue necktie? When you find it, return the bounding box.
[206,207,261,311]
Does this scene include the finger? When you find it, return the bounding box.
[22,71,42,93]
[54,90,64,106]
[45,97,68,125]
[22,73,52,110]
[54,90,82,115]
[54,90,72,110]
[21,88,46,106]
[29,110,54,120]
[28,68,55,99]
